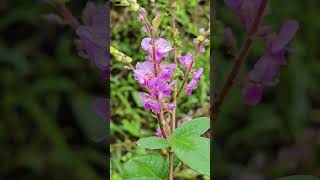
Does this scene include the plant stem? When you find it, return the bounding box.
[169,0,176,179]
[50,1,80,30]
[213,0,268,125]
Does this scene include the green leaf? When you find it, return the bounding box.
[170,136,210,176]
[137,137,170,149]
[172,117,210,138]
[276,175,319,180]
[124,154,166,180]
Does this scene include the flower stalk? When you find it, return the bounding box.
[213,0,268,124]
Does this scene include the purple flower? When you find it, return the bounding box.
[140,93,162,114]
[185,68,203,95]
[242,20,299,105]
[225,0,263,31]
[241,83,264,105]
[141,38,173,62]
[76,2,109,79]
[155,128,163,137]
[266,20,299,64]
[179,52,193,70]
[148,77,172,99]
[167,103,176,110]
[133,61,155,87]
[159,63,176,81]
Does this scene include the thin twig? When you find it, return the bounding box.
[213,0,269,124]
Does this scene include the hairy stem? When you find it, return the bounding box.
[213,0,268,124]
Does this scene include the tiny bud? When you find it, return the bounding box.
[199,28,205,34]
[141,26,147,33]
[193,38,200,44]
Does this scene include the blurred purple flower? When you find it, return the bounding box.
[242,20,299,105]
[76,2,109,79]
[155,128,163,137]
[224,0,263,31]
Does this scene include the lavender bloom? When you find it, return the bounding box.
[133,61,155,87]
[179,52,193,70]
[159,64,177,81]
[242,20,299,105]
[140,93,162,114]
[141,38,173,63]
[223,27,237,54]
[148,77,172,99]
[224,0,263,31]
[133,61,176,87]
[186,68,203,95]
[76,2,109,78]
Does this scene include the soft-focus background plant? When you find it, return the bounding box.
[0,0,107,179]
[214,0,320,179]
[110,0,210,179]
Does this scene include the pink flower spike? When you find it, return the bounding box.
[179,52,193,70]
[185,68,203,95]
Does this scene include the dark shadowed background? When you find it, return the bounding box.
[214,0,320,179]
[0,0,107,179]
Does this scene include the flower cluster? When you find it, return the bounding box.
[224,0,299,105]
[133,9,176,114]
[241,20,299,105]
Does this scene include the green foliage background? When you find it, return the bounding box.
[110,0,210,179]
[214,0,320,179]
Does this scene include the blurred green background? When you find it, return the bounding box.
[0,0,107,179]
[110,0,210,179]
[215,0,320,179]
